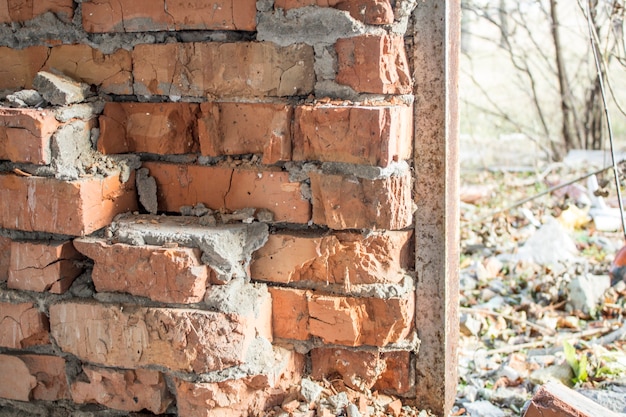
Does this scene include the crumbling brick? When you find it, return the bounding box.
[71,366,173,413]
[0,354,36,401]
[198,102,293,164]
[309,170,413,230]
[294,103,412,166]
[143,161,311,224]
[14,354,70,401]
[8,240,84,294]
[50,300,272,373]
[73,238,212,303]
[336,34,412,94]
[0,172,137,236]
[82,0,256,33]
[0,107,60,164]
[98,102,200,155]
[0,301,49,348]
[132,42,315,98]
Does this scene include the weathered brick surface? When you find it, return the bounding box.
[50,301,271,373]
[71,366,173,413]
[143,162,311,223]
[336,34,412,94]
[98,102,200,155]
[132,42,315,98]
[0,0,74,23]
[8,240,84,294]
[268,288,414,346]
[294,103,412,166]
[523,381,624,417]
[0,354,36,401]
[73,238,211,303]
[0,235,10,281]
[198,102,293,164]
[376,351,413,394]
[82,0,256,32]
[309,170,413,230]
[0,172,137,236]
[0,46,48,91]
[0,107,60,164]
[252,231,413,286]
[274,0,393,24]
[0,302,49,348]
[16,354,70,401]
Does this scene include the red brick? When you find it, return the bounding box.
[198,102,293,164]
[175,349,304,417]
[0,108,60,164]
[17,354,70,401]
[132,42,315,98]
[0,354,36,401]
[294,103,412,166]
[336,34,412,94]
[0,46,49,91]
[44,45,133,95]
[0,301,49,348]
[0,236,10,281]
[73,238,211,304]
[336,0,394,25]
[8,240,84,294]
[309,170,412,230]
[523,381,623,417]
[71,366,173,413]
[311,348,381,390]
[82,0,256,32]
[374,351,414,394]
[268,287,310,341]
[308,294,414,346]
[143,162,311,224]
[0,0,73,23]
[0,172,137,236]
[98,102,200,155]
[50,300,271,373]
[251,231,413,287]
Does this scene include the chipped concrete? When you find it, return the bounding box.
[33,71,91,106]
[135,168,158,214]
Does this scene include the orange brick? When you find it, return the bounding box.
[309,170,412,230]
[98,102,200,155]
[0,172,137,236]
[251,231,413,287]
[132,42,314,98]
[336,34,412,94]
[269,287,310,340]
[44,44,133,95]
[0,0,73,23]
[73,238,211,303]
[50,300,271,373]
[0,46,49,91]
[294,103,412,166]
[82,0,256,32]
[0,108,60,164]
[0,301,49,348]
[143,161,311,224]
[71,366,173,413]
[0,354,36,401]
[308,294,414,346]
[16,354,70,401]
[375,351,413,394]
[523,381,623,417]
[336,0,394,25]
[8,240,84,294]
[0,235,10,281]
[198,102,293,164]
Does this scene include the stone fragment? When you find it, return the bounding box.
[530,363,575,387]
[136,168,158,214]
[299,378,323,404]
[523,381,623,417]
[567,274,611,316]
[50,301,270,373]
[5,90,44,108]
[73,237,211,303]
[33,71,91,106]
[71,366,173,413]
[8,240,84,294]
[0,302,49,348]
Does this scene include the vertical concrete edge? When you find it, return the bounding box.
[412,1,461,416]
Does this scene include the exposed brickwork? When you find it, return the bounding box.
[0,172,137,236]
[0,108,59,164]
[73,238,211,303]
[0,301,49,348]
[0,235,11,281]
[82,0,256,33]
[143,161,311,223]
[273,0,394,25]
[14,354,70,401]
[0,0,74,23]
[98,102,200,155]
[8,240,84,294]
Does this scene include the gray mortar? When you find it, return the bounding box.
[135,168,158,214]
[54,100,106,123]
[319,160,411,180]
[203,278,270,316]
[51,120,95,180]
[393,0,419,35]
[109,214,269,282]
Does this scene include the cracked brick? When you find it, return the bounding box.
[0,107,59,164]
[0,301,50,348]
[0,0,74,23]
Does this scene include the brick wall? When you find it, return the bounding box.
[0,1,421,415]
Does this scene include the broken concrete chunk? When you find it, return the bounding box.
[136,168,158,214]
[5,90,44,108]
[33,71,91,106]
[567,274,611,316]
